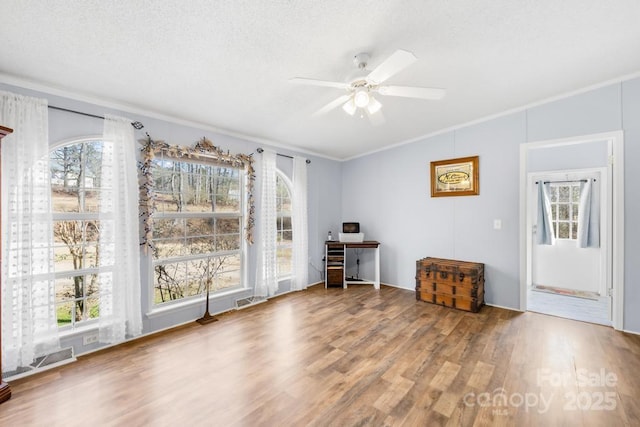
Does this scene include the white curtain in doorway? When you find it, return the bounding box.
[98,115,143,344]
[256,149,278,297]
[536,182,555,245]
[1,91,60,372]
[291,156,308,291]
[577,179,600,248]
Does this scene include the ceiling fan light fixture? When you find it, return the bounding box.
[366,97,382,114]
[342,98,357,115]
[353,89,370,108]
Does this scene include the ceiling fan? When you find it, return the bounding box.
[291,49,446,125]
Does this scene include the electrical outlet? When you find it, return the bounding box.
[83,332,98,346]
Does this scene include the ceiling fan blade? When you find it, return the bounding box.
[367,109,385,126]
[290,77,350,90]
[366,49,417,84]
[377,85,446,100]
[312,94,352,117]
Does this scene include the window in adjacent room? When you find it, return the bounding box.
[549,183,580,240]
[276,171,292,279]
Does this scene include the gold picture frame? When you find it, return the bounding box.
[430,155,479,197]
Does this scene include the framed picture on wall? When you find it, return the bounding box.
[430,155,479,197]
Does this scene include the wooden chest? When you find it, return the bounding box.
[415,257,485,313]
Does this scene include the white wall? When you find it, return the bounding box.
[342,114,523,309]
[342,79,640,333]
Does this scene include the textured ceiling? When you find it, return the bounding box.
[2,1,640,159]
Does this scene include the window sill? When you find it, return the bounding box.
[146,287,249,319]
[58,321,99,340]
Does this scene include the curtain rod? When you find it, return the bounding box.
[535,179,594,184]
[256,147,311,164]
[48,105,144,130]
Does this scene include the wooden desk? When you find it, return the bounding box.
[325,241,380,289]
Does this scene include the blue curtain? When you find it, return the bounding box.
[536,182,555,245]
[577,179,600,248]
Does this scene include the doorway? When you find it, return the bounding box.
[527,169,610,325]
[519,131,624,329]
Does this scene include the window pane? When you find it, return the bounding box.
[187,218,214,237]
[154,262,188,303]
[216,217,240,251]
[154,254,242,305]
[84,276,98,301]
[154,218,185,239]
[558,222,570,239]
[51,187,80,212]
[571,204,579,221]
[53,220,100,272]
[55,276,76,303]
[83,190,100,212]
[558,186,570,202]
[213,194,240,212]
[214,254,241,291]
[155,238,186,258]
[572,223,578,240]
[50,142,104,214]
[56,302,73,327]
[87,297,100,320]
[551,204,557,220]
[571,186,581,202]
[550,187,558,203]
[211,168,241,213]
[186,236,214,255]
[558,204,569,220]
[282,216,292,231]
[277,246,292,277]
[216,217,240,234]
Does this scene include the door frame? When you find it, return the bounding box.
[519,130,624,330]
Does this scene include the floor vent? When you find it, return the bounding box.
[4,347,76,381]
[235,296,268,310]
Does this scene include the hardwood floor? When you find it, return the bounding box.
[1,284,639,426]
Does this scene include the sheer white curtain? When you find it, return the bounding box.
[256,149,278,297]
[291,156,308,291]
[1,91,60,372]
[577,179,600,248]
[536,182,555,245]
[98,115,142,343]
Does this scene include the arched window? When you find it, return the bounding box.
[50,138,104,328]
[276,171,292,279]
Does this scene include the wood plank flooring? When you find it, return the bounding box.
[1,284,639,426]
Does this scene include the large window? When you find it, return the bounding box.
[50,139,104,328]
[276,172,292,279]
[151,152,244,305]
[549,183,580,240]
